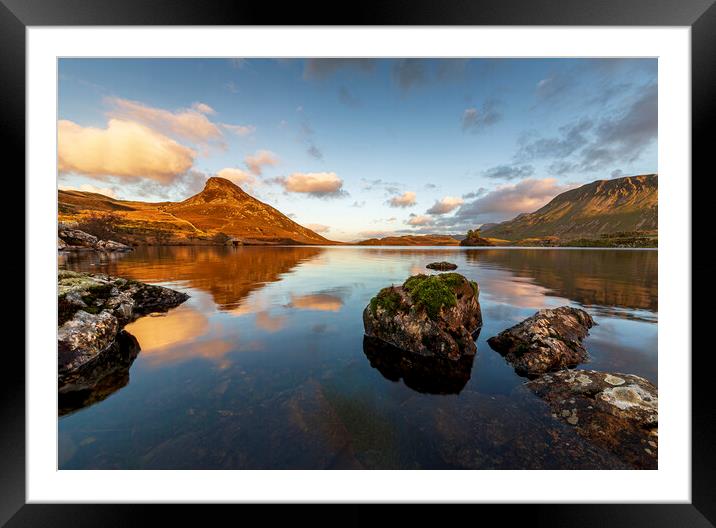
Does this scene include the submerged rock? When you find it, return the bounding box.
[58,271,188,385]
[363,273,482,360]
[526,369,658,469]
[363,335,476,394]
[487,306,595,377]
[426,261,458,271]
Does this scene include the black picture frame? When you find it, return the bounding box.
[5,0,713,525]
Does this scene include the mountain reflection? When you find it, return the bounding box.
[60,246,325,310]
[465,249,657,313]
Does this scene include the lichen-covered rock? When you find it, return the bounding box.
[363,273,482,360]
[58,271,188,385]
[426,261,458,271]
[487,306,595,376]
[58,310,119,375]
[58,270,188,325]
[526,369,658,469]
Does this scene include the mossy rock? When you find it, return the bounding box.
[363,272,483,360]
[369,286,403,317]
[402,273,471,320]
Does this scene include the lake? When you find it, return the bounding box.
[58,246,657,469]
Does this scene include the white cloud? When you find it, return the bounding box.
[245,150,279,175]
[387,191,417,208]
[426,196,464,215]
[106,97,223,145]
[222,123,256,136]
[277,172,346,197]
[192,102,215,115]
[406,214,433,226]
[452,178,575,223]
[216,168,256,188]
[58,119,196,182]
[305,223,330,233]
[59,183,118,198]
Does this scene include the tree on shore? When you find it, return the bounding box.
[466,228,481,240]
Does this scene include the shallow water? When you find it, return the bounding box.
[58,246,657,469]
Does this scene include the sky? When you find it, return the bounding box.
[58,58,657,241]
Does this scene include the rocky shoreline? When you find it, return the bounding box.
[59,224,133,252]
[58,271,188,406]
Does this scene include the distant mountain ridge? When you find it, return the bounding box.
[59,177,333,245]
[480,174,658,242]
[356,234,461,246]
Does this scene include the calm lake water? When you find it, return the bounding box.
[58,246,657,469]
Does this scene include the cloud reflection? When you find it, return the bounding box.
[288,293,344,312]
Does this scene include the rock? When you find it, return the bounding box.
[426,261,458,271]
[58,310,119,375]
[363,335,476,394]
[96,239,133,252]
[58,227,98,248]
[59,330,141,416]
[363,273,482,360]
[58,226,134,252]
[526,369,658,469]
[58,271,188,385]
[487,306,595,377]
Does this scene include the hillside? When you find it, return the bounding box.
[58,177,334,245]
[356,234,461,246]
[480,174,658,242]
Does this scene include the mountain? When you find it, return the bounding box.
[58,177,334,245]
[480,174,658,242]
[356,234,461,246]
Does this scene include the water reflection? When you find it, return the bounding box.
[58,246,657,469]
[289,292,344,312]
[466,249,657,315]
[363,336,476,394]
[60,245,325,310]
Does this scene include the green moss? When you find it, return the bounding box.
[402,273,463,320]
[469,280,479,296]
[369,287,403,316]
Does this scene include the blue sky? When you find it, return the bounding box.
[58,58,657,241]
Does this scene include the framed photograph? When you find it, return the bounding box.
[7,0,712,524]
